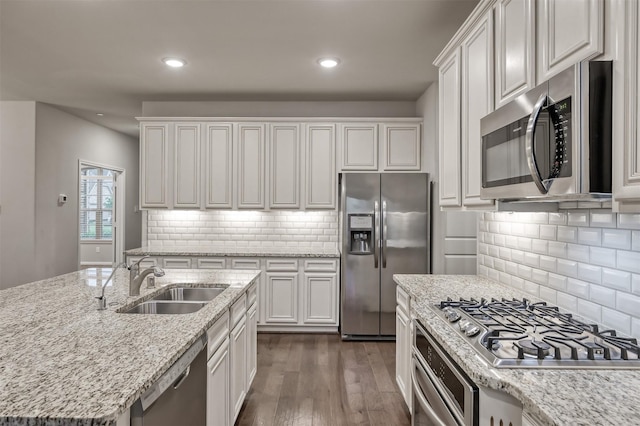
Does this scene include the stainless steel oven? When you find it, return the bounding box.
[412,320,478,426]
[480,61,612,202]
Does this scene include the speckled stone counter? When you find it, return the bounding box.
[0,267,260,426]
[125,244,340,258]
[393,274,640,426]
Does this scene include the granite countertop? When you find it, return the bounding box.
[0,267,260,426]
[125,245,340,258]
[393,274,640,426]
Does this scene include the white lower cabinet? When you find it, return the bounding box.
[206,337,230,426]
[246,302,257,389]
[265,272,298,323]
[230,315,247,423]
[302,273,337,324]
[395,286,411,409]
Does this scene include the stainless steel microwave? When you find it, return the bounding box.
[480,61,612,202]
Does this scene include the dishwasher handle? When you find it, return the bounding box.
[172,365,191,389]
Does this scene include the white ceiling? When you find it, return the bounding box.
[0,0,478,136]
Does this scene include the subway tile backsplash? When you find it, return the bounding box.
[145,210,339,249]
[479,210,640,339]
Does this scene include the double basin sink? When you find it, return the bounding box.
[121,286,226,315]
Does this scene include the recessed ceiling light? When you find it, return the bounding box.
[96,113,104,117]
[318,58,340,68]
[162,58,186,68]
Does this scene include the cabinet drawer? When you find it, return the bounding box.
[207,311,229,359]
[197,258,226,269]
[162,257,192,269]
[127,256,157,269]
[247,283,257,306]
[397,285,410,315]
[303,259,337,272]
[230,294,247,327]
[266,259,298,272]
[231,259,260,270]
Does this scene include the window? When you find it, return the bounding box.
[80,167,114,241]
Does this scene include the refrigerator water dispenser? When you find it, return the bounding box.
[348,214,374,254]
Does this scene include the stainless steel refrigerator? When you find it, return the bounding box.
[340,173,430,339]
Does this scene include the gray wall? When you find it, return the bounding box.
[34,103,141,281]
[0,101,37,289]
[141,100,418,118]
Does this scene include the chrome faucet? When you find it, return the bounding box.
[96,263,125,310]
[128,257,165,296]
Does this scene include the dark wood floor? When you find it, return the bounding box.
[236,333,411,426]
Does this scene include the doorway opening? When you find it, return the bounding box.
[78,160,125,269]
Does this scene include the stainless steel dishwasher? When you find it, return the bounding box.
[131,335,207,426]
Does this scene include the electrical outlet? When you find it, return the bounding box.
[95,247,101,253]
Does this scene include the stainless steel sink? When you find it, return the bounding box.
[122,301,208,314]
[148,287,225,302]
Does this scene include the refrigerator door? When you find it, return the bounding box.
[380,173,429,335]
[341,173,381,337]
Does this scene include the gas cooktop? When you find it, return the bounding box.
[430,298,640,369]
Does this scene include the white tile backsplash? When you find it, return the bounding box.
[145,210,339,249]
[479,209,640,339]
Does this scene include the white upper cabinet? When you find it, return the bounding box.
[613,0,640,207]
[340,123,379,170]
[237,123,266,209]
[204,123,233,209]
[495,0,535,108]
[305,124,336,209]
[462,11,495,207]
[269,123,300,209]
[140,122,170,208]
[536,0,604,83]
[381,124,421,171]
[173,123,201,208]
[438,48,462,208]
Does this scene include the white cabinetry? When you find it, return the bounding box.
[438,48,462,208]
[340,123,378,170]
[461,11,494,207]
[494,0,535,107]
[381,124,421,171]
[206,311,230,426]
[395,285,411,409]
[140,122,170,208]
[246,299,257,389]
[265,272,298,324]
[229,295,247,424]
[269,124,300,209]
[305,124,336,209]
[237,123,266,209]
[302,273,337,324]
[204,123,233,208]
[173,123,201,208]
[536,0,604,83]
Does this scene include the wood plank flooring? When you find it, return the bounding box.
[236,334,411,426]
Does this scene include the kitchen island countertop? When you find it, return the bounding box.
[0,267,260,426]
[394,274,640,426]
[125,244,340,258]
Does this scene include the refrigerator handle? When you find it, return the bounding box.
[382,200,387,268]
[374,201,379,268]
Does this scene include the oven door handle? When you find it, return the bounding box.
[411,361,449,426]
[525,93,549,194]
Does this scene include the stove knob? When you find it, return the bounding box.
[459,320,470,331]
[445,310,461,322]
[465,326,480,337]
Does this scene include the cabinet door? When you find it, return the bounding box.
[269,124,300,208]
[395,306,410,408]
[205,123,233,208]
[237,123,265,209]
[461,11,495,207]
[140,122,170,208]
[340,123,378,170]
[438,48,462,207]
[265,272,298,323]
[537,0,603,82]
[174,123,201,208]
[305,124,336,209]
[495,0,535,107]
[230,317,247,424]
[246,302,257,389]
[381,124,421,171]
[207,338,230,426]
[614,0,640,204]
[302,273,338,325]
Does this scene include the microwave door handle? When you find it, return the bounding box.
[374,201,379,269]
[526,94,549,194]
